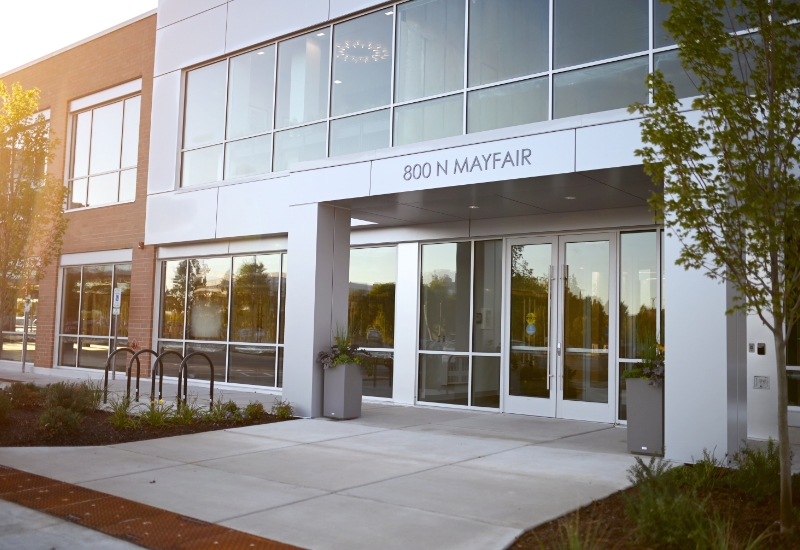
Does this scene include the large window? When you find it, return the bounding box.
[158,253,287,387]
[349,247,396,398]
[0,284,38,363]
[618,231,664,420]
[68,96,140,209]
[58,264,131,369]
[179,1,702,181]
[418,240,502,408]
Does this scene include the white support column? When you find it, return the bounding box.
[283,203,351,418]
[664,231,747,463]
[392,242,420,404]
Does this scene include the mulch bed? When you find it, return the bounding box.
[510,471,800,549]
[0,407,292,447]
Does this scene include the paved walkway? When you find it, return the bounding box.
[0,366,635,550]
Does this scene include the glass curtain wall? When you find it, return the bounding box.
[157,253,287,387]
[58,264,131,369]
[349,247,397,398]
[0,283,38,362]
[618,231,663,420]
[180,0,702,182]
[418,240,502,408]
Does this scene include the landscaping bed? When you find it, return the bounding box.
[0,381,294,447]
[511,450,800,550]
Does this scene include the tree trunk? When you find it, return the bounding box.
[773,324,793,531]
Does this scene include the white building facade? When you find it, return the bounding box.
[141,0,785,464]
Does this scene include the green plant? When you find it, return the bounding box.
[6,381,43,409]
[317,326,370,369]
[668,449,728,492]
[82,377,103,411]
[703,514,766,550]
[204,395,243,423]
[729,440,781,501]
[270,398,294,420]
[243,401,265,420]
[622,339,664,386]
[555,514,608,550]
[107,394,139,430]
[44,381,94,414]
[174,395,204,425]
[139,401,175,428]
[0,391,12,423]
[38,406,82,437]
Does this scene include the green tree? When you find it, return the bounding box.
[0,82,67,335]
[631,0,800,531]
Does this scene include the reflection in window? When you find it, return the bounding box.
[395,0,465,103]
[273,122,327,172]
[331,11,393,116]
[361,352,394,399]
[158,253,286,387]
[349,247,396,349]
[554,57,649,119]
[276,31,331,128]
[654,50,699,100]
[467,78,548,134]
[790,371,800,407]
[231,255,281,343]
[330,110,390,157]
[472,356,500,408]
[393,94,463,147]
[186,258,230,341]
[554,0,649,69]
[619,232,657,359]
[68,96,140,208]
[184,61,227,148]
[58,263,131,368]
[468,0,549,86]
[653,1,675,47]
[225,135,272,179]
[509,243,551,398]
[227,46,275,140]
[473,240,502,353]
[418,354,469,405]
[182,145,224,187]
[420,242,471,352]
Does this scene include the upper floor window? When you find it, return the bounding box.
[179,0,705,183]
[68,96,140,210]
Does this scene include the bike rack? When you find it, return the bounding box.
[152,350,184,403]
[177,352,214,407]
[103,348,139,404]
[127,349,161,402]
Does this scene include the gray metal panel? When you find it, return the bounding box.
[147,72,182,195]
[158,0,227,29]
[154,5,227,76]
[329,0,388,19]
[727,281,748,458]
[226,0,330,54]
[145,188,219,245]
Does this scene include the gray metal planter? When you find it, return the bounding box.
[323,362,363,419]
[626,378,664,455]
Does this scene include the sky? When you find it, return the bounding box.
[0,0,158,75]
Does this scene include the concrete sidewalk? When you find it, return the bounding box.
[0,378,635,550]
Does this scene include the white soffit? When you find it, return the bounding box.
[70,79,143,113]
[61,249,133,266]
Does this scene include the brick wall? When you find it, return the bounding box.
[2,14,157,368]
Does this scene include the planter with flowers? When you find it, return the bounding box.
[318,332,369,420]
[622,341,665,456]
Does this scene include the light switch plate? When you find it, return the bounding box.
[754,376,770,390]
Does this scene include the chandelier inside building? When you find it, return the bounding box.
[335,41,390,63]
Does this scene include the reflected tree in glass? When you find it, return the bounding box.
[348,247,396,348]
[231,255,280,343]
[419,242,471,352]
[186,258,230,341]
[509,244,551,398]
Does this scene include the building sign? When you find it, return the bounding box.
[370,130,575,197]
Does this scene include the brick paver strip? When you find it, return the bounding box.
[0,465,303,549]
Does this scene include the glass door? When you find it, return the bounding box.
[556,234,617,423]
[503,233,617,423]
[504,236,557,416]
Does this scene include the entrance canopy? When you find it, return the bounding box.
[335,165,660,227]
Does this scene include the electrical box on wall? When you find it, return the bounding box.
[748,343,755,353]
[757,343,766,355]
[754,376,770,389]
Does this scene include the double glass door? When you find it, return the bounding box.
[505,233,617,422]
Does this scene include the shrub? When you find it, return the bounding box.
[243,401,265,420]
[108,394,139,430]
[624,456,709,548]
[729,440,781,501]
[39,406,83,437]
[139,401,175,428]
[7,382,43,409]
[174,397,204,425]
[0,391,12,423]
[556,514,607,550]
[270,398,294,420]
[44,382,95,414]
[205,396,241,423]
[82,378,104,411]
